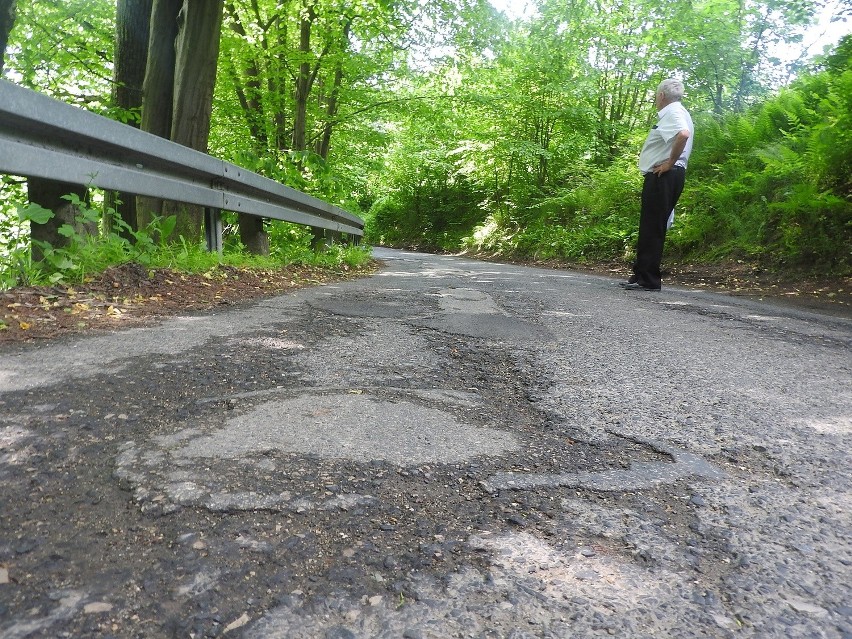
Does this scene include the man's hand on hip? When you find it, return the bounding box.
[652,159,675,176]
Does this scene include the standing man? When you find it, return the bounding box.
[622,78,694,291]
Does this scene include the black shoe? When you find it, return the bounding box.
[621,281,661,291]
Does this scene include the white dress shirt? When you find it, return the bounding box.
[638,101,694,174]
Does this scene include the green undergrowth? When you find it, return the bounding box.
[0,197,372,290]
[367,41,851,278]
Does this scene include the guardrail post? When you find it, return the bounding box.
[309,226,327,249]
[310,226,348,249]
[204,207,223,253]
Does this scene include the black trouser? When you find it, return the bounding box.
[632,166,685,289]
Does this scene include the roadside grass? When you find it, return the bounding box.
[1,198,372,291]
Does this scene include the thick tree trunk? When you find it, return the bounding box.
[109,0,153,236]
[138,0,222,242]
[138,0,181,228]
[114,0,153,121]
[166,0,224,241]
[0,0,16,74]
[293,4,332,250]
[140,0,182,139]
[171,0,224,152]
[238,214,269,255]
[28,179,92,262]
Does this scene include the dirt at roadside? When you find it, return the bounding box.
[468,253,851,318]
[0,261,380,345]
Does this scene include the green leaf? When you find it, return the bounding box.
[52,256,76,270]
[58,224,77,238]
[157,215,178,244]
[18,204,55,225]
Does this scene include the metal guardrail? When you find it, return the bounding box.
[0,79,364,250]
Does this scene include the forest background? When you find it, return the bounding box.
[0,0,850,293]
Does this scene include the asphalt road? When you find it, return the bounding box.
[1,247,850,638]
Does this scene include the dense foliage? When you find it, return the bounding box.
[0,0,849,286]
[434,36,852,271]
[360,3,851,274]
[672,40,851,269]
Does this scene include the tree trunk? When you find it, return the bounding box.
[315,21,350,161]
[224,1,267,150]
[28,179,92,262]
[109,0,153,236]
[238,214,269,255]
[166,0,224,241]
[138,0,181,228]
[138,0,223,241]
[273,16,288,152]
[294,1,327,249]
[292,1,315,153]
[171,0,224,152]
[114,0,153,122]
[315,62,342,159]
[0,0,16,74]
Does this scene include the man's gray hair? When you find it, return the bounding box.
[657,79,684,102]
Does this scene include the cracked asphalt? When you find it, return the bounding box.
[1,247,850,638]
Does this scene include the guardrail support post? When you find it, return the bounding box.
[204,207,223,253]
[310,227,347,249]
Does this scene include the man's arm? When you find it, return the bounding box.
[652,129,691,176]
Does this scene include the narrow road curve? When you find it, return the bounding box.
[1,248,850,638]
